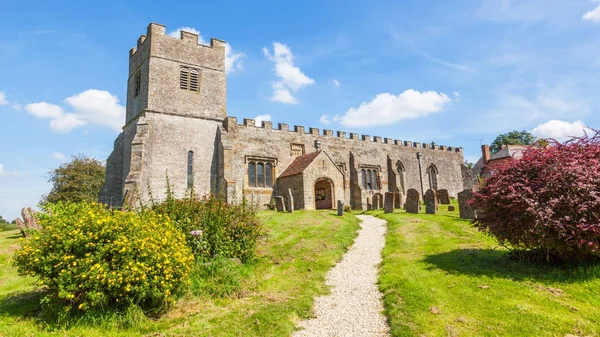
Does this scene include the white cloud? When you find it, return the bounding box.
[25,89,125,133]
[168,27,202,40]
[254,114,271,126]
[338,89,452,127]
[331,79,340,88]
[0,92,7,105]
[169,27,244,74]
[52,152,65,161]
[531,120,592,142]
[225,43,245,73]
[319,115,331,125]
[0,163,19,177]
[271,86,298,104]
[583,5,600,22]
[263,42,315,104]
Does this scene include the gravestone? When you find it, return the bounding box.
[384,192,395,214]
[275,196,285,212]
[437,189,450,204]
[366,197,372,211]
[448,205,456,211]
[337,200,344,216]
[394,192,403,209]
[458,189,476,219]
[286,188,294,213]
[406,189,420,214]
[424,189,437,214]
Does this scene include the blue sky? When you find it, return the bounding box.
[1,0,600,220]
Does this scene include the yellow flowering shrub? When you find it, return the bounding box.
[13,201,193,312]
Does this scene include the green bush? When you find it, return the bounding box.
[13,201,193,312]
[150,191,263,263]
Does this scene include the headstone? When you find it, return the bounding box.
[337,200,344,216]
[405,189,420,214]
[287,188,294,213]
[275,196,285,212]
[378,195,384,209]
[394,192,403,209]
[366,197,372,211]
[424,189,437,214]
[458,189,476,219]
[448,205,456,211]
[384,192,394,214]
[437,189,450,204]
[461,164,479,190]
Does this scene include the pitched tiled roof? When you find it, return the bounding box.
[490,145,527,160]
[279,150,322,178]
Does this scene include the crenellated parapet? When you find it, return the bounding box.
[222,116,462,152]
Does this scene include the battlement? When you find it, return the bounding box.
[129,22,226,57]
[223,116,462,153]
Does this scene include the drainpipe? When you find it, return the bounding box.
[416,152,424,197]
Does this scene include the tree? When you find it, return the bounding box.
[464,160,474,169]
[0,215,6,223]
[490,130,536,154]
[42,155,106,204]
[471,130,600,263]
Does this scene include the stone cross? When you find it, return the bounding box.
[337,200,344,216]
[405,189,420,214]
[458,189,476,219]
[424,189,437,214]
[437,189,450,204]
[384,192,394,214]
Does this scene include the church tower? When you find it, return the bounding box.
[101,23,227,207]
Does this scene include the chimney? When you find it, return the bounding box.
[482,145,491,164]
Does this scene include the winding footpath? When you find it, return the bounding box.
[293,215,390,337]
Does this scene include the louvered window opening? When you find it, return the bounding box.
[180,67,200,92]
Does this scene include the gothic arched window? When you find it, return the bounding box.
[428,164,438,190]
[187,151,194,190]
[396,161,406,193]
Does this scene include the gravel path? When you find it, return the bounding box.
[293,214,390,337]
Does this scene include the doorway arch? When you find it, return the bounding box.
[314,178,334,210]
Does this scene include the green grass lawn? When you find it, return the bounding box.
[373,201,600,337]
[0,210,360,336]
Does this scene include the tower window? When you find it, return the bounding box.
[134,71,141,97]
[180,66,200,92]
[187,151,194,190]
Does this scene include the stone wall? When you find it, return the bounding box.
[221,117,464,209]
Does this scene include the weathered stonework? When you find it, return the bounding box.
[101,23,466,211]
[458,189,476,219]
[405,189,420,214]
[424,189,437,214]
[437,189,450,204]
[384,192,394,214]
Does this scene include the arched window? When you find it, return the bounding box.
[248,162,256,187]
[180,67,189,90]
[361,169,367,189]
[371,170,378,190]
[187,151,194,190]
[396,161,405,193]
[257,163,265,187]
[247,159,275,188]
[265,163,273,187]
[190,69,199,91]
[428,164,438,190]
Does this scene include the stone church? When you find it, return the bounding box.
[100,23,466,210]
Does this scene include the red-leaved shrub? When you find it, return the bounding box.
[471,129,600,262]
